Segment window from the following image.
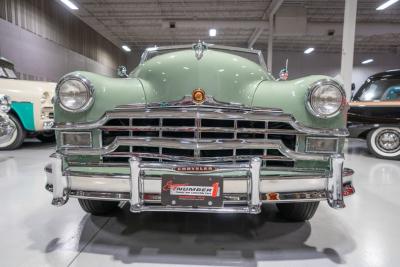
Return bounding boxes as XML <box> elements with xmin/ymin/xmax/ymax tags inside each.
<box><xmin>3</xmin><ymin>68</ymin><xmax>17</xmax><ymax>79</ymax></box>
<box><xmin>0</xmin><ymin>68</ymin><xmax>6</xmax><ymax>78</ymax></box>
<box><xmin>358</xmin><ymin>79</ymin><xmax>400</xmax><ymax>101</ymax></box>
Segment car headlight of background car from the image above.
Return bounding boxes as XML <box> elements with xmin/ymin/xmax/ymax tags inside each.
<box><xmin>0</xmin><ymin>94</ymin><xmax>11</xmax><ymax>113</ymax></box>
<box><xmin>306</xmin><ymin>79</ymin><xmax>346</xmax><ymax>118</ymax></box>
<box><xmin>56</xmin><ymin>74</ymin><xmax>94</xmax><ymax>112</ymax></box>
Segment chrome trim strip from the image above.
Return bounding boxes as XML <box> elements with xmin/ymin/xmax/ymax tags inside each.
<box><xmin>59</xmin><ymin>137</ymin><xmax>330</xmax><ymax>161</ymax></box>
<box><xmin>53</xmin><ymin>96</ymin><xmax>348</xmax><ymax>137</ymax></box>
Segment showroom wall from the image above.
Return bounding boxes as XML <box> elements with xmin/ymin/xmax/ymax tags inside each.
<box><xmin>0</xmin><ymin>0</ymin><xmax>126</xmax><ymax>81</ymax></box>
<box><xmin>272</xmin><ymin>51</ymin><xmax>400</xmax><ymax>91</ymax></box>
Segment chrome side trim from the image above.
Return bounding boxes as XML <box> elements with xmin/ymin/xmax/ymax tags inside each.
<box><xmin>58</xmin><ymin>137</ymin><xmax>330</xmax><ymax>162</ymax></box>
<box><xmin>53</xmin><ymin>96</ymin><xmax>348</xmax><ymax>137</ymax></box>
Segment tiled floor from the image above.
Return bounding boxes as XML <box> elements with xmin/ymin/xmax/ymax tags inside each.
<box><xmin>1</xmin><ymin>139</ymin><xmax>399</xmax><ymax>267</ymax></box>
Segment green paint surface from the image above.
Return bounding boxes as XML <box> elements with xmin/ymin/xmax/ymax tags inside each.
<box><xmin>11</xmin><ymin>102</ymin><xmax>35</xmax><ymax>131</ymax></box>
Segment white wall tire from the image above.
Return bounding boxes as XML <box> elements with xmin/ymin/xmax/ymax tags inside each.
<box><xmin>0</xmin><ymin>114</ymin><xmax>26</xmax><ymax>150</ymax></box>
<box><xmin>367</xmin><ymin>127</ymin><xmax>400</xmax><ymax>160</ymax></box>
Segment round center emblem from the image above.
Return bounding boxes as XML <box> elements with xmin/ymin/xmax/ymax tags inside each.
<box><xmin>192</xmin><ymin>88</ymin><xmax>205</xmax><ymax>104</ymax></box>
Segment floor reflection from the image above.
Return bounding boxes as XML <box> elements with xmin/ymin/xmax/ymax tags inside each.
<box><xmin>74</xmin><ymin>204</ymin><xmax>354</xmax><ymax>265</ymax></box>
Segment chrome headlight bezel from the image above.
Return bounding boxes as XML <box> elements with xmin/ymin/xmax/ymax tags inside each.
<box><xmin>0</xmin><ymin>94</ymin><xmax>11</xmax><ymax>113</ymax></box>
<box><xmin>56</xmin><ymin>74</ymin><xmax>95</xmax><ymax>113</ymax></box>
<box><xmin>305</xmin><ymin>79</ymin><xmax>346</xmax><ymax>119</ymax></box>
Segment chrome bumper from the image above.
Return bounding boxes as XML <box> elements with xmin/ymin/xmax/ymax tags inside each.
<box><xmin>45</xmin><ymin>153</ymin><xmax>354</xmax><ymax>214</ymax></box>
<box><xmin>0</xmin><ymin>113</ymin><xmax>15</xmax><ymax>145</ymax></box>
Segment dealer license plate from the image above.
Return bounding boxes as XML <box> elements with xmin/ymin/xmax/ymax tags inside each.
<box><xmin>161</xmin><ymin>175</ymin><xmax>223</xmax><ymax>207</ymax></box>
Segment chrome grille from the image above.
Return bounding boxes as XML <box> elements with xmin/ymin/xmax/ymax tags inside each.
<box><xmin>100</xmin><ymin>117</ymin><xmax>298</xmax><ymax>166</ymax></box>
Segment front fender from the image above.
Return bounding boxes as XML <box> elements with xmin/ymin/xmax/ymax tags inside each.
<box><xmin>55</xmin><ymin>71</ymin><xmax>146</xmax><ymax>123</ymax></box>
<box><xmin>252</xmin><ymin>75</ymin><xmax>347</xmax><ymax>129</ymax></box>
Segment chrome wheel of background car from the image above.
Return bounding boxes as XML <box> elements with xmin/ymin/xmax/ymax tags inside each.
<box><xmin>367</xmin><ymin>127</ymin><xmax>400</xmax><ymax>160</ymax></box>
<box><xmin>0</xmin><ymin>114</ymin><xmax>26</xmax><ymax>150</ymax></box>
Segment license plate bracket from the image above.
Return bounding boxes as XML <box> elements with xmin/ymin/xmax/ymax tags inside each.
<box><xmin>161</xmin><ymin>175</ymin><xmax>223</xmax><ymax>207</ymax></box>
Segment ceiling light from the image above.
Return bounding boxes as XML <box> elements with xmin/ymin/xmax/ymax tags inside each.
<box><xmin>209</xmin><ymin>29</ymin><xmax>217</xmax><ymax>37</ymax></box>
<box><xmin>304</xmin><ymin>47</ymin><xmax>315</xmax><ymax>54</ymax></box>
<box><xmin>59</xmin><ymin>0</ymin><xmax>78</xmax><ymax>10</ymax></box>
<box><xmin>376</xmin><ymin>0</ymin><xmax>399</xmax><ymax>10</ymax></box>
<box><xmin>362</xmin><ymin>59</ymin><xmax>374</xmax><ymax>64</ymax></box>
<box><xmin>122</xmin><ymin>45</ymin><xmax>131</xmax><ymax>52</ymax></box>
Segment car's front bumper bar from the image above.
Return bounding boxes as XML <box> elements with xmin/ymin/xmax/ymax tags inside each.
<box><xmin>45</xmin><ymin>153</ymin><xmax>354</xmax><ymax>214</ymax></box>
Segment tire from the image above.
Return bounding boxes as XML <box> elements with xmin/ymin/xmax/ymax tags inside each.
<box><xmin>36</xmin><ymin>131</ymin><xmax>55</xmax><ymax>143</ymax></box>
<box><xmin>277</xmin><ymin>202</ymin><xmax>319</xmax><ymax>221</ymax></box>
<box><xmin>367</xmin><ymin>127</ymin><xmax>400</xmax><ymax>160</ymax></box>
<box><xmin>0</xmin><ymin>113</ymin><xmax>26</xmax><ymax>150</ymax></box>
<box><xmin>78</xmin><ymin>199</ymin><xmax>119</xmax><ymax>215</ymax></box>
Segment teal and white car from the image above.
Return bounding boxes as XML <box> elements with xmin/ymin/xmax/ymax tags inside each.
<box><xmin>45</xmin><ymin>42</ymin><xmax>355</xmax><ymax>221</ymax></box>
<box><xmin>0</xmin><ymin>57</ymin><xmax>55</xmax><ymax>150</ymax></box>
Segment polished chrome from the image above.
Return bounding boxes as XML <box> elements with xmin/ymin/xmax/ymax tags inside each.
<box><xmin>328</xmin><ymin>154</ymin><xmax>345</xmax><ymax>208</ymax></box>
<box><xmin>376</xmin><ymin>129</ymin><xmax>400</xmax><ymax>152</ymax></box>
<box><xmin>0</xmin><ymin>112</ymin><xmax>16</xmax><ymax>145</ymax></box>
<box><xmin>59</xmin><ymin>136</ymin><xmax>330</xmax><ymax>162</ymax></box>
<box><xmin>0</xmin><ymin>94</ymin><xmax>11</xmax><ymax>113</ymax></box>
<box><xmin>129</xmin><ymin>157</ymin><xmax>141</xmax><ymax>211</ymax></box>
<box><xmin>50</xmin><ymin>154</ymin><xmax>69</xmax><ymax>206</ymax></box>
<box><xmin>55</xmin><ymin>73</ymin><xmax>95</xmax><ymax>113</ymax></box>
<box><xmin>305</xmin><ymin>79</ymin><xmax>347</xmax><ymax>119</ymax></box>
<box><xmin>193</xmin><ymin>41</ymin><xmax>207</xmax><ymax>60</ymax></box>
<box><xmin>46</xmin><ymin>152</ymin><xmax>352</xmax><ymax>212</ymax></box>
<box><xmin>250</xmin><ymin>157</ymin><xmax>261</xmax><ymax>213</ymax></box>
<box><xmin>54</xmin><ymin>96</ymin><xmax>348</xmax><ymax>136</ymax></box>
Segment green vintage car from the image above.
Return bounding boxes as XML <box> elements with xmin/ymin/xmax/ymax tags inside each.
<box><xmin>45</xmin><ymin>42</ymin><xmax>355</xmax><ymax>221</ymax></box>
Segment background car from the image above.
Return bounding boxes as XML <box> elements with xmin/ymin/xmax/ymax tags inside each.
<box><xmin>348</xmin><ymin>69</ymin><xmax>400</xmax><ymax>159</ymax></box>
<box><xmin>0</xmin><ymin>57</ymin><xmax>56</xmax><ymax>150</ymax></box>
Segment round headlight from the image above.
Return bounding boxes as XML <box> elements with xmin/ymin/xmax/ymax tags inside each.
<box><xmin>0</xmin><ymin>94</ymin><xmax>11</xmax><ymax>113</ymax></box>
<box><xmin>306</xmin><ymin>80</ymin><xmax>346</xmax><ymax>118</ymax></box>
<box><xmin>57</xmin><ymin>74</ymin><xmax>94</xmax><ymax>112</ymax></box>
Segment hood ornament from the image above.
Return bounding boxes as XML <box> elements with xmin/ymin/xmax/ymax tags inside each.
<box><xmin>192</xmin><ymin>88</ymin><xmax>206</xmax><ymax>104</ymax></box>
<box><xmin>193</xmin><ymin>40</ymin><xmax>207</xmax><ymax>60</ymax></box>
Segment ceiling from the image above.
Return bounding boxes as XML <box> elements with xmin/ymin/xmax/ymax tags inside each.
<box><xmin>74</xmin><ymin>0</ymin><xmax>400</xmax><ymax>54</ymax></box>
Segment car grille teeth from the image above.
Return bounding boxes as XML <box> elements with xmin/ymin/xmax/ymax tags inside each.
<box><xmin>100</xmin><ymin>117</ymin><xmax>298</xmax><ymax>167</ymax></box>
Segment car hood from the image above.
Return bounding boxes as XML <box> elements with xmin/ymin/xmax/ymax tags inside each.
<box><xmin>132</xmin><ymin>49</ymin><xmax>271</xmax><ymax>106</ymax></box>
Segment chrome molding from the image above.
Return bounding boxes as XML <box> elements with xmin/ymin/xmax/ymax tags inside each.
<box><xmin>46</xmin><ymin>153</ymin><xmax>353</xmax><ymax>213</ymax></box>
<box><xmin>54</xmin><ymin>96</ymin><xmax>348</xmax><ymax>137</ymax></box>
<box><xmin>59</xmin><ymin>136</ymin><xmax>331</xmax><ymax>162</ymax></box>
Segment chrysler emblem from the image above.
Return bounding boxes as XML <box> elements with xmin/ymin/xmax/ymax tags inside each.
<box><xmin>192</xmin><ymin>88</ymin><xmax>206</xmax><ymax>104</ymax></box>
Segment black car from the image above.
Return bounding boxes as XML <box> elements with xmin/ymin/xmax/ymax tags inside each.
<box><xmin>348</xmin><ymin>69</ymin><xmax>400</xmax><ymax>160</ymax></box>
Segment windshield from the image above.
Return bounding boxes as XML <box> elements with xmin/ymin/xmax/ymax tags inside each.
<box><xmin>3</xmin><ymin>68</ymin><xmax>17</xmax><ymax>79</ymax></box>
<box><xmin>355</xmin><ymin>78</ymin><xmax>400</xmax><ymax>101</ymax></box>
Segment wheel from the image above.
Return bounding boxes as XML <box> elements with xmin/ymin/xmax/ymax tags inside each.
<box><xmin>367</xmin><ymin>127</ymin><xmax>400</xmax><ymax>160</ymax></box>
<box><xmin>78</xmin><ymin>199</ymin><xmax>119</xmax><ymax>215</ymax></box>
<box><xmin>277</xmin><ymin>202</ymin><xmax>319</xmax><ymax>221</ymax></box>
<box><xmin>0</xmin><ymin>113</ymin><xmax>26</xmax><ymax>150</ymax></box>
<box><xmin>36</xmin><ymin>131</ymin><xmax>55</xmax><ymax>143</ymax></box>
